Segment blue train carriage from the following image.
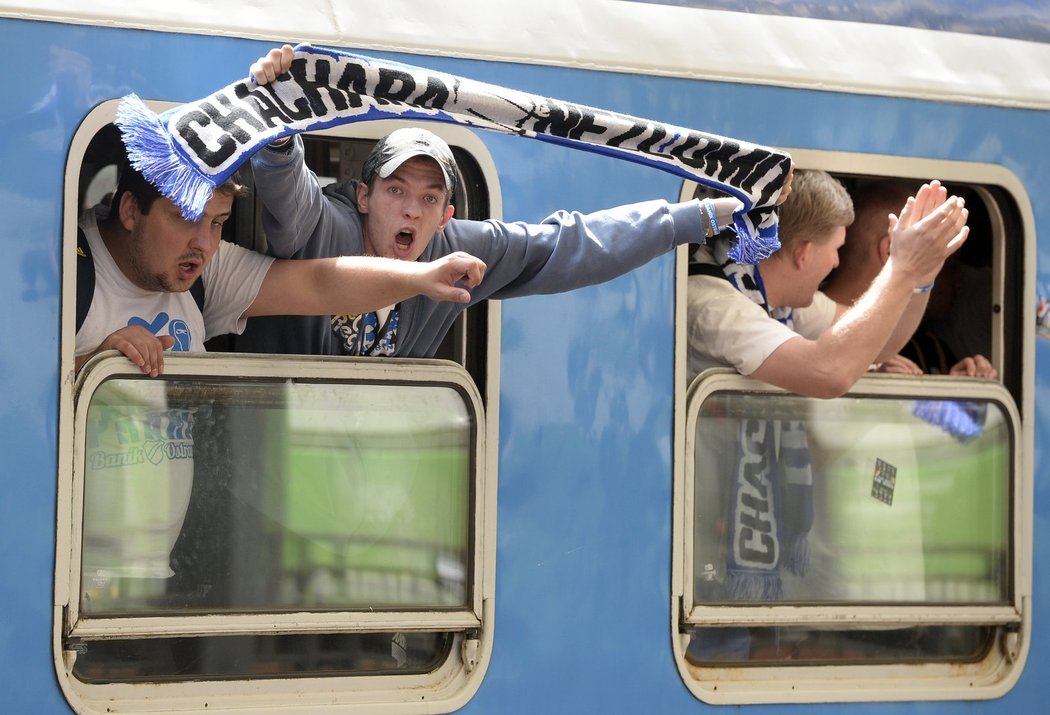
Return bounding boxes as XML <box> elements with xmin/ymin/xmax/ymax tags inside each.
<box><xmin>0</xmin><ymin>0</ymin><xmax>1047</xmax><ymax>712</ymax></box>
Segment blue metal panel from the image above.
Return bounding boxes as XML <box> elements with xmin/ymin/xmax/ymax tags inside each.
<box><xmin>1</xmin><ymin>19</ymin><xmax>79</xmax><ymax>714</ymax></box>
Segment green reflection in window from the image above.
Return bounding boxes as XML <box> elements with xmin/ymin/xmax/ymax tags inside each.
<box><xmin>81</xmin><ymin>378</ymin><xmax>473</xmax><ymax>615</ymax></box>
<box><xmin>693</xmin><ymin>394</ymin><xmax>1010</xmax><ymax>605</ymax></box>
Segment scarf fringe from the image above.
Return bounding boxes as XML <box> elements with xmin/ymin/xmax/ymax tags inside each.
<box><xmin>727</xmin><ymin>571</ymin><xmax>784</xmax><ymax>601</ymax></box>
<box><xmin>115</xmin><ymin>94</ymin><xmax>215</xmax><ymax>222</ymax></box>
<box><xmin>728</xmin><ymin>216</ymin><xmax>780</xmax><ymax>264</ymax></box>
<box><xmin>780</xmin><ymin>534</ymin><xmax>809</xmax><ymax>576</ymax></box>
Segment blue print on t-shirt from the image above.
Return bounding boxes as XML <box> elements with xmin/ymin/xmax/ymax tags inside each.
<box><xmin>169</xmin><ymin>320</ymin><xmax>191</xmax><ymax>351</ymax></box>
<box><xmin>128</xmin><ymin>312</ymin><xmax>169</xmax><ymax>335</ymax></box>
<box><xmin>126</xmin><ymin>312</ymin><xmax>193</xmax><ymax>352</ymax></box>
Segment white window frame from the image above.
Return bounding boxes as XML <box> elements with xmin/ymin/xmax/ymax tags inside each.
<box><xmin>59</xmin><ymin>354</ymin><xmax>495</xmax><ymax>713</ymax></box>
<box><xmin>671</xmin><ymin>151</ymin><xmax>1036</xmax><ymax>704</ymax></box>
<box><xmin>56</xmin><ymin>101</ymin><xmax>503</xmax><ymax>714</ymax></box>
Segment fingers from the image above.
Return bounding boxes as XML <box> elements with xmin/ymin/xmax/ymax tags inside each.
<box><xmin>250</xmin><ymin>44</ymin><xmax>294</xmax><ymax>85</ymax></box>
<box><xmin>945</xmin><ymin>224</ymin><xmax>970</xmax><ymax>254</ymax></box>
<box><xmin>909</xmin><ymin>181</ymin><xmax>947</xmax><ymax>225</ymax></box>
<box><xmin>445</xmin><ymin>252</ymin><xmax>487</xmax><ymax>288</ymax></box>
<box><xmin>876</xmin><ymin>354</ymin><xmax>922</xmax><ymax>375</ymax></box>
<box><xmin>974</xmin><ymin>354</ymin><xmax>998</xmax><ymax>378</ymax></box>
<box><xmin>950</xmin><ymin>354</ymin><xmax>997</xmax><ymax>378</ymax></box>
<box><xmin>116</xmin><ymin>339</ymin><xmax>163</xmax><ymax>377</ymax></box>
<box><xmin>418</xmin><ymin>253</ymin><xmax>487</xmax><ymax>303</ymax></box>
<box><xmin>443</xmin><ymin>287</ymin><xmax>473</xmax><ymax>304</ymax></box>
<box><xmin>893</xmin><ymin>192</ymin><xmax>968</xmax><ymax>287</ymax></box>
<box><xmin>949</xmin><ymin>357</ymin><xmax>976</xmax><ymax>377</ymax></box>
<box><xmin>916</xmin><ymin>198</ymin><xmax>969</xmax><ymax>259</ymax></box>
<box><xmin>104</xmin><ymin>328</ymin><xmax>173</xmax><ymax>377</ymax></box>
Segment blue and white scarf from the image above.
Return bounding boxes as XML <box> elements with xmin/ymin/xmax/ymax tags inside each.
<box><xmin>709</xmin><ymin>236</ymin><xmax>794</xmax><ymax>327</ymax></box>
<box><xmin>115</xmin><ymin>44</ymin><xmax>792</xmax><ymax>263</ymax></box>
<box><xmin>726</xmin><ymin>417</ymin><xmax>813</xmax><ymax>601</ymax></box>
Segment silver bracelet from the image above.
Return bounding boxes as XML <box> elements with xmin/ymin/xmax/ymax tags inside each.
<box><xmin>701</xmin><ymin>199</ymin><xmax>720</xmax><ymax>239</ymax></box>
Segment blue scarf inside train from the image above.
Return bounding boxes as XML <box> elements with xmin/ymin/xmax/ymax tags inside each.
<box><xmin>701</xmin><ymin>237</ymin><xmax>814</xmax><ymax>600</ymax></box>
<box><xmin>115</xmin><ymin>44</ymin><xmax>792</xmax><ymax>264</ymax></box>
<box><xmin>725</xmin><ymin>416</ymin><xmax>813</xmax><ymax>601</ymax></box>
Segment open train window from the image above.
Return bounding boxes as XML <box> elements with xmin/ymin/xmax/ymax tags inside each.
<box><xmin>671</xmin><ymin>154</ymin><xmax>1033</xmax><ymax>703</ymax></box>
<box><xmin>73</xmin><ymin>113</ymin><xmax>497</xmax><ymax>392</ymax></box>
<box><xmin>57</xmin><ymin>101</ymin><xmax>499</xmax><ymax>712</ymax></box>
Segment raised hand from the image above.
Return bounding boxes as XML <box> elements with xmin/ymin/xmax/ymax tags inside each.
<box><xmin>886</xmin><ymin>181</ymin><xmax>969</xmax><ymax>289</ymax></box>
<box><xmin>250</xmin><ymin>44</ymin><xmax>295</xmax><ymax>85</ymax></box>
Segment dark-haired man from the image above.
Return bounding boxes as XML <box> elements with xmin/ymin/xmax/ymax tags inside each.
<box><xmin>75</xmin><ymin>158</ymin><xmax>487</xmax><ymax>376</ymax></box>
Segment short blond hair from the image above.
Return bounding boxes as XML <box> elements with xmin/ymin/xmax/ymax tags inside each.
<box><xmin>778</xmin><ymin>170</ymin><xmax>854</xmax><ymax>251</ymax></box>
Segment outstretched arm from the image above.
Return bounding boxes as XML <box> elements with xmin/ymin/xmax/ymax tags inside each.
<box><xmin>244</xmin><ymin>251</ymin><xmax>486</xmax><ymax>318</ymax></box>
<box><xmin>751</xmin><ymin>182</ymin><xmax>969</xmax><ymax>398</ymax></box>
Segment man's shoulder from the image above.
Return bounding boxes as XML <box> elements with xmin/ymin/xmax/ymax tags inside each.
<box><xmin>321</xmin><ymin>179</ymin><xmax>362</xmax><ymax>209</ymax></box>
<box><xmin>206</xmin><ymin>240</ymin><xmax>276</xmax><ymax>280</ymax></box>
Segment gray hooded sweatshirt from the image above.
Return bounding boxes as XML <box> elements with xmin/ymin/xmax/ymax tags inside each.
<box><xmin>236</xmin><ymin>135</ymin><xmax>705</xmax><ymax>358</ymax></box>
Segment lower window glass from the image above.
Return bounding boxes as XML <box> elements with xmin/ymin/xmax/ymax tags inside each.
<box><xmin>692</xmin><ymin>392</ymin><xmax>1011</xmax><ymax>613</ymax></box>
<box><xmin>80</xmin><ymin>377</ymin><xmax>472</xmax><ymax>617</ymax></box>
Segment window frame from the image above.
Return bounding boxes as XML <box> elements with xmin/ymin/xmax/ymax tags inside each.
<box><xmin>68</xmin><ymin>354</ymin><xmax>486</xmax><ymax>639</ymax></box>
<box><xmin>59</xmin><ymin>353</ymin><xmax>495</xmax><ymax>711</ymax></box>
<box><xmin>675</xmin><ymin>370</ymin><xmax>1030</xmax><ymax>703</ymax></box>
<box><xmin>671</xmin><ymin>150</ymin><xmax>1035</xmax><ymax>704</ymax></box>
<box><xmin>56</xmin><ymin>101</ymin><xmax>502</xmax><ymax>713</ymax></box>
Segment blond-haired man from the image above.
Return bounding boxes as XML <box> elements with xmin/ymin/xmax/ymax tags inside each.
<box><xmin>687</xmin><ymin>170</ymin><xmax>969</xmax><ymax>398</ymax></box>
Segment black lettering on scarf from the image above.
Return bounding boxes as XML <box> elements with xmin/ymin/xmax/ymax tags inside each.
<box><xmin>734</xmin><ymin>419</ymin><xmax>778</xmax><ymax>567</ymax></box>
<box><xmin>529</xmin><ymin>101</ymin><xmax>609</xmax><ymax>141</ymax></box>
<box><xmin>741</xmin><ymin>153</ymin><xmax>789</xmax><ymax>208</ymax></box>
<box><xmin>606</xmin><ymin>122</ymin><xmax>647</xmax><ymax>148</ymax></box>
<box><xmin>233</xmin><ymin>83</ymin><xmax>294</xmax><ymax>127</ymax></box>
<box><xmin>375</xmin><ymin>67</ymin><xmax>418</xmax><ymax>104</ymax></box>
<box><xmin>290</xmin><ymin>57</ymin><xmax>352</xmax><ymax>114</ymax></box>
<box><xmin>174</xmin><ymin>96</ymin><xmax>264</xmax><ymax>169</ymax></box>
<box><xmin>610</xmin><ymin>121</ymin><xmax>670</xmax><ymax>155</ymax></box>
<box><xmin>335</xmin><ymin>61</ymin><xmax>368</xmax><ymax>95</ymax></box>
<box><xmin>416</xmin><ymin>76</ymin><xmax>453</xmax><ymax>110</ymax></box>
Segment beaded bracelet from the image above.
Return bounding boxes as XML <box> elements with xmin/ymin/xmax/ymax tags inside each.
<box><xmin>913</xmin><ymin>281</ymin><xmax>936</xmax><ymax>294</ymax></box>
<box><xmin>701</xmin><ymin>199</ymin><xmax>720</xmax><ymax>239</ymax></box>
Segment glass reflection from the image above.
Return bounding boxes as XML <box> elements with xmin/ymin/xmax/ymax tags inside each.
<box><xmin>81</xmin><ymin>377</ymin><xmax>473</xmax><ymax>615</ymax></box>
<box><xmin>693</xmin><ymin>393</ymin><xmax>1010</xmax><ymax>606</ymax></box>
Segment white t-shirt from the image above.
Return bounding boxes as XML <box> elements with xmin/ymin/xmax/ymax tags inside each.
<box><xmin>686</xmin><ymin>253</ymin><xmax>837</xmax><ymax>381</ymax></box>
<box><xmin>76</xmin><ymin>208</ymin><xmax>274</xmax><ymax>357</ymax></box>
